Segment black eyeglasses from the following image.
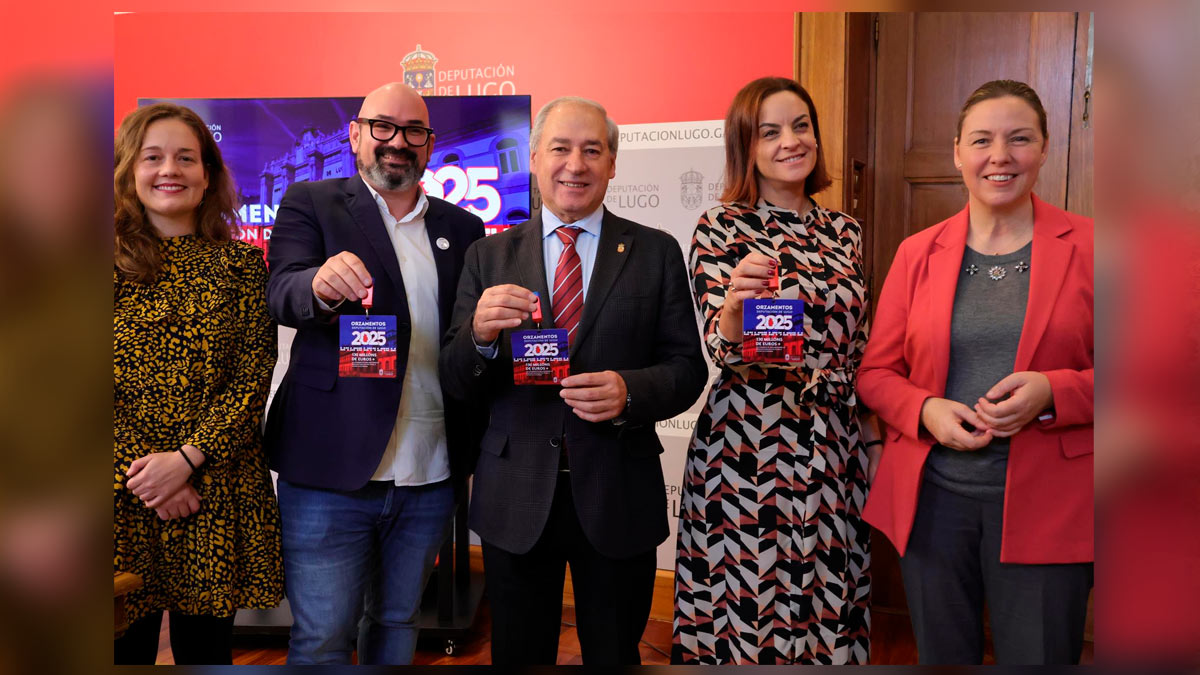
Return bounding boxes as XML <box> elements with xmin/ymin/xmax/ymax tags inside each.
<box><xmin>353</xmin><ymin>117</ymin><xmax>434</xmax><ymax>146</ymax></box>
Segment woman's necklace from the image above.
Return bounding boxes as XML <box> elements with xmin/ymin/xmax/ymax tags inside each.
<box><xmin>964</xmin><ymin>237</ymin><xmax>1032</xmax><ymax>282</ymax></box>
<box><xmin>965</xmin><ymin>222</ymin><xmax>1032</xmax><ymax>282</ymax></box>
<box><xmin>965</xmin><ymin>259</ymin><xmax>1029</xmax><ymax>281</ymax></box>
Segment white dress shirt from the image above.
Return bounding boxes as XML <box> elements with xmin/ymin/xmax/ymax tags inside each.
<box><xmin>360</xmin><ymin>177</ymin><xmax>449</xmax><ymax>486</ymax></box>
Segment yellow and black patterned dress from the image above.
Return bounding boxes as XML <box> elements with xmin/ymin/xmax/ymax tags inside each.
<box><xmin>114</xmin><ymin>236</ymin><xmax>283</xmax><ymax>624</ymax></box>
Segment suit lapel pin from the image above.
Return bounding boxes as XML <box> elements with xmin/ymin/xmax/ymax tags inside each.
<box><xmin>617</xmin><ymin>242</ymin><xmax>626</xmax><ymax>253</ymax></box>
<box><xmin>436</xmin><ymin>237</ymin><xmax>450</xmax><ymax>250</ymax></box>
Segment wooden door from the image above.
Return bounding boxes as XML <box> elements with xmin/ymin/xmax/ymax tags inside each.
<box><xmin>865</xmin><ymin>11</ymin><xmax>1082</xmax><ymax>620</ymax></box>
<box><xmin>870</xmin><ymin>12</ymin><xmax>1079</xmax><ymax>304</ymax></box>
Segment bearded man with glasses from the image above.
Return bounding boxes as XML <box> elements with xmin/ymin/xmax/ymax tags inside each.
<box><xmin>264</xmin><ymin>82</ymin><xmax>485</xmax><ymax>664</ymax></box>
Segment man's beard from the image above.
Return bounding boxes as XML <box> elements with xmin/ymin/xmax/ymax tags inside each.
<box><xmin>358</xmin><ymin>146</ymin><xmax>424</xmax><ymax>191</ymax></box>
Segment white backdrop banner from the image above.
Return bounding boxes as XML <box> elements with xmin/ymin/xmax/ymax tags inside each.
<box><xmin>608</xmin><ymin>120</ymin><xmax>725</xmax><ymax>570</ymax></box>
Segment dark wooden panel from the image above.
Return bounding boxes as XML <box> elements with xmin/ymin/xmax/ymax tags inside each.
<box><xmin>869</xmin><ymin>12</ymin><xmax>913</xmax><ymax>304</ymax></box>
<box><xmin>910</xmin><ymin>182</ymin><xmax>969</xmax><ymax>237</ymax></box>
<box><xmin>1027</xmin><ymin>12</ymin><xmax>1078</xmax><ymax>208</ymax></box>
<box><xmin>846</xmin><ymin>12</ymin><xmax>877</xmax><ymax>295</ymax></box>
<box><xmin>1066</xmin><ymin>13</ymin><xmax>1093</xmax><ymax>217</ymax></box>
<box><xmin>910</xmin><ymin>13</ymin><xmax>1034</xmax><ymax>156</ymax></box>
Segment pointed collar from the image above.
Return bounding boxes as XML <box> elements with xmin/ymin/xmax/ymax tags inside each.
<box><xmin>541</xmin><ymin>205</ymin><xmax>604</xmax><ymax>240</ymax></box>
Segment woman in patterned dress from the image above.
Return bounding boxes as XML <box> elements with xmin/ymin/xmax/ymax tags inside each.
<box><xmin>113</xmin><ymin>103</ymin><xmax>283</xmax><ymax>664</ymax></box>
<box><xmin>672</xmin><ymin>77</ymin><xmax>879</xmax><ymax>664</ymax></box>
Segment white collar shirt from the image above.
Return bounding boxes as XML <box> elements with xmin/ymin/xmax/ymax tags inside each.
<box><xmin>362</xmin><ymin>177</ymin><xmax>449</xmax><ymax>486</ymax></box>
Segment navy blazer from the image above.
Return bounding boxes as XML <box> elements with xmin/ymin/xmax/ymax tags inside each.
<box><xmin>439</xmin><ymin>208</ymin><xmax>708</xmax><ymax>559</ymax></box>
<box><xmin>265</xmin><ymin>175</ymin><xmax>485</xmax><ymax>491</ymax></box>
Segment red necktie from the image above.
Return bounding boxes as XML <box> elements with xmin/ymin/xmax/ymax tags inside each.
<box><xmin>552</xmin><ymin>226</ymin><xmax>584</xmax><ymax>345</ymax></box>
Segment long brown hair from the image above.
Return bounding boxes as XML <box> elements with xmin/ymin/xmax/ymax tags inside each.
<box><xmin>720</xmin><ymin>77</ymin><xmax>831</xmax><ymax>206</ymax></box>
<box><xmin>114</xmin><ymin>103</ymin><xmax>237</xmax><ymax>283</ymax></box>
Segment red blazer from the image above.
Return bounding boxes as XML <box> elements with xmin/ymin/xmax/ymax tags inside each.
<box><xmin>858</xmin><ymin>194</ymin><xmax>1093</xmax><ymax>564</ymax></box>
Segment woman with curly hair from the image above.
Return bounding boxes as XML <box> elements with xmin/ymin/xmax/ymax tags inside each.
<box><xmin>113</xmin><ymin>102</ymin><xmax>283</xmax><ymax>664</ymax></box>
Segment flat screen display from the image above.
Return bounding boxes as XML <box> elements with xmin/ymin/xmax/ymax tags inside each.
<box><xmin>139</xmin><ymin>95</ymin><xmax>532</xmax><ymax>253</ymax></box>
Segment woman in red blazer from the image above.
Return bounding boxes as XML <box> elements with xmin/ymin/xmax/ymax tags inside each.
<box><xmin>858</xmin><ymin>80</ymin><xmax>1093</xmax><ymax>665</ymax></box>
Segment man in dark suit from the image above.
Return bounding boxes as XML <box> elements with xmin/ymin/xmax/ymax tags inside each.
<box><xmin>265</xmin><ymin>82</ymin><xmax>484</xmax><ymax>665</ymax></box>
<box><xmin>440</xmin><ymin>96</ymin><xmax>707</xmax><ymax>665</ymax></box>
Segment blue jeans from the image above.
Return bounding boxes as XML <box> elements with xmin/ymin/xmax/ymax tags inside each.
<box><xmin>277</xmin><ymin>478</ymin><xmax>455</xmax><ymax>665</ymax></box>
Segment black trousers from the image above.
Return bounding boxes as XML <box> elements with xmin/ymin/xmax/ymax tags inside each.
<box><xmin>114</xmin><ymin>610</ymin><xmax>236</xmax><ymax>665</ymax></box>
<box><xmin>481</xmin><ymin>473</ymin><xmax>657</xmax><ymax>666</ymax></box>
<box><xmin>900</xmin><ymin>480</ymin><xmax>1093</xmax><ymax>665</ymax></box>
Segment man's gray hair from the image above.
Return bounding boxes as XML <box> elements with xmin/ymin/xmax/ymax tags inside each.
<box><xmin>530</xmin><ymin>96</ymin><xmax>619</xmax><ymax>155</ymax></box>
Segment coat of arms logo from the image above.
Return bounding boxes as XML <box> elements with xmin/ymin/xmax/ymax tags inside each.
<box><xmin>401</xmin><ymin>44</ymin><xmax>438</xmax><ymax>95</ymax></box>
<box><xmin>680</xmin><ymin>168</ymin><xmax>704</xmax><ymax>210</ymax></box>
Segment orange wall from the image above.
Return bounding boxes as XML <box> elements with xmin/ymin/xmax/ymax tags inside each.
<box><xmin>115</xmin><ymin>12</ymin><xmax>793</xmax><ymax>128</ymax></box>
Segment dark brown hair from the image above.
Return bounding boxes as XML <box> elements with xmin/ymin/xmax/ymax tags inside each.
<box><xmin>720</xmin><ymin>77</ymin><xmax>831</xmax><ymax>206</ymax></box>
<box><xmin>956</xmin><ymin>79</ymin><xmax>1049</xmax><ymax>143</ymax></box>
<box><xmin>114</xmin><ymin>103</ymin><xmax>236</xmax><ymax>283</ymax></box>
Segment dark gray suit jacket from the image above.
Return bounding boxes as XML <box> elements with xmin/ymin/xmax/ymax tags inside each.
<box><xmin>439</xmin><ymin>207</ymin><xmax>706</xmax><ymax>559</ymax></box>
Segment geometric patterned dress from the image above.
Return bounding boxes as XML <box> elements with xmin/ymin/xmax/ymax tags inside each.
<box><xmin>672</xmin><ymin>201</ymin><xmax>872</xmax><ymax>664</ymax></box>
